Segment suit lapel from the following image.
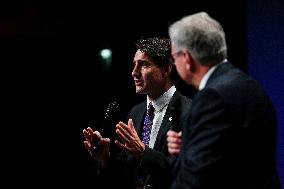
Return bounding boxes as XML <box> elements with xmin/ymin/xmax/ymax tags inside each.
<box><xmin>133</xmin><ymin>102</ymin><xmax>147</xmax><ymax>136</ymax></box>
<box><xmin>153</xmin><ymin>109</ymin><xmax>172</xmax><ymax>150</ymax></box>
<box><xmin>153</xmin><ymin>92</ymin><xmax>179</xmax><ymax>150</ymax></box>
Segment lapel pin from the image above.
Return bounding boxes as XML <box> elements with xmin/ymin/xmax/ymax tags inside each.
<box><xmin>169</xmin><ymin>117</ymin><xmax>172</xmax><ymax>121</ymax></box>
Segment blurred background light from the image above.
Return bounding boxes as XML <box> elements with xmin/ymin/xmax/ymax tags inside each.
<box><xmin>99</xmin><ymin>48</ymin><xmax>112</xmax><ymax>71</ymax></box>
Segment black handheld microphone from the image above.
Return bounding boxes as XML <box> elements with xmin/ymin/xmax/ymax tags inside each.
<box><xmin>92</xmin><ymin>101</ymin><xmax>120</xmax><ymax>155</ymax></box>
<box><xmin>169</xmin><ymin>98</ymin><xmax>181</xmax><ymax>132</ymax></box>
<box><xmin>101</xmin><ymin>101</ymin><xmax>120</xmax><ymax>138</ymax></box>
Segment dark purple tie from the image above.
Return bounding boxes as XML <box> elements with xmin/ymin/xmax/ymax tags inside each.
<box><xmin>137</xmin><ymin>102</ymin><xmax>155</xmax><ymax>187</ymax></box>
<box><xmin>141</xmin><ymin>102</ymin><xmax>155</xmax><ymax>146</ymax></box>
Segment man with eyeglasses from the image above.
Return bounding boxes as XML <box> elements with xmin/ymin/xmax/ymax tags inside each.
<box><xmin>167</xmin><ymin>12</ymin><xmax>280</xmax><ymax>189</ymax></box>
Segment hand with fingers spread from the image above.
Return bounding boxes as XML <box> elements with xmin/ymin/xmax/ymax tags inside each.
<box><xmin>167</xmin><ymin>130</ymin><xmax>182</xmax><ymax>156</ymax></box>
<box><xmin>115</xmin><ymin>119</ymin><xmax>145</xmax><ymax>159</ymax></box>
<box><xmin>83</xmin><ymin>127</ymin><xmax>110</xmax><ymax>166</ymax></box>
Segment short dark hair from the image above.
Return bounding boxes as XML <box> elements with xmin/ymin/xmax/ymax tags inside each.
<box><xmin>135</xmin><ymin>37</ymin><xmax>171</xmax><ymax>67</ymax></box>
<box><xmin>135</xmin><ymin>37</ymin><xmax>178</xmax><ymax>84</ymax></box>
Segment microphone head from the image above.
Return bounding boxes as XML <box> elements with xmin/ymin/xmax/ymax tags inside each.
<box><xmin>104</xmin><ymin>101</ymin><xmax>120</xmax><ymax>120</ymax></box>
<box><xmin>102</xmin><ymin>101</ymin><xmax>120</xmax><ymax>138</ymax></box>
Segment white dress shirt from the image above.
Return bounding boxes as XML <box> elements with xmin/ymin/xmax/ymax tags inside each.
<box><xmin>146</xmin><ymin>85</ymin><xmax>176</xmax><ymax>148</ymax></box>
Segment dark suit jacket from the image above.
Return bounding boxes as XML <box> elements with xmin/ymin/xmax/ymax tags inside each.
<box><xmin>101</xmin><ymin>90</ymin><xmax>191</xmax><ymax>189</ymax></box>
<box><xmin>170</xmin><ymin>62</ymin><xmax>281</xmax><ymax>189</ymax></box>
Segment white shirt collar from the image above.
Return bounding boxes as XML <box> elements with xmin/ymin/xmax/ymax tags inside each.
<box><xmin>199</xmin><ymin>59</ymin><xmax>227</xmax><ymax>90</ymax></box>
<box><xmin>147</xmin><ymin>85</ymin><xmax>176</xmax><ymax>112</ymax></box>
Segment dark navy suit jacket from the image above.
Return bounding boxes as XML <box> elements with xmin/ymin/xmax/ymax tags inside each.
<box><xmin>170</xmin><ymin>62</ymin><xmax>280</xmax><ymax>189</ymax></box>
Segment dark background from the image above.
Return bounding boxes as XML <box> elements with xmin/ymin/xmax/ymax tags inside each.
<box><xmin>247</xmin><ymin>0</ymin><xmax>284</xmax><ymax>189</ymax></box>
<box><xmin>1</xmin><ymin>0</ymin><xmax>282</xmax><ymax>188</ymax></box>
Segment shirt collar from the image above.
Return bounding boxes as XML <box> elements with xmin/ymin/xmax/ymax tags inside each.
<box><xmin>147</xmin><ymin>85</ymin><xmax>176</xmax><ymax>112</ymax></box>
<box><xmin>199</xmin><ymin>59</ymin><xmax>227</xmax><ymax>90</ymax></box>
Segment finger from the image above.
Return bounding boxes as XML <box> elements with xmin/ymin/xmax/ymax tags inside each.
<box><xmin>83</xmin><ymin>129</ymin><xmax>89</xmax><ymax>139</ymax></box>
<box><xmin>84</xmin><ymin>130</ymin><xmax>94</xmax><ymax>144</ymax></box>
<box><xmin>126</xmin><ymin>119</ymin><xmax>139</xmax><ymax>139</ymax></box>
<box><xmin>167</xmin><ymin>142</ymin><xmax>181</xmax><ymax>149</ymax></box>
<box><xmin>83</xmin><ymin>127</ymin><xmax>93</xmax><ymax>141</ymax></box>
<box><xmin>116</xmin><ymin>127</ymin><xmax>130</xmax><ymax>144</ymax></box>
<box><xmin>84</xmin><ymin>141</ymin><xmax>92</xmax><ymax>151</ymax></box>
<box><xmin>128</xmin><ymin>119</ymin><xmax>134</xmax><ymax>131</ymax></box>
<box><xmin>167</xmin><ymin>130</ymin><xmax>179</xmax><ymax>137</ymax></box>
<box><xmin>86</xmin><ymin>127</ymin><xmax>94</xmax><ymax>133</ymax></box>
<box><xmin>93</xmin><ymin>131</ymin><xmax>102</xmax><ymax>140</ymax></box>
<box><xmin>128</xmin><ymin>119</ymin><xmax>137</xmax><ymax>135</ymax></box>
<box><xmin>116</xmin><ymin>124</ymin><xmax>132</xmax><ymax>141</ymax></box>
<box><xmin>118</xmin><ymin>121</ymin><xmax>133</xmax><ymax>134</ymax></box>
<box><xmin>86</xmin><ymin>127</ymin><xmax>95</xmax><ymax>137</ymax></box>
<box><xmin>115</xmin><ymin>125</ymin><xmax>128</xmax><ymax>143</ymax></box>
<box><xmin>115</xmin><ymin>140</ymin><xmax>126</xmax><ymax>150</ymax></box>
<box><xmin>115</xmin><ymin>140</ymin><xmax>132</xmax><ymax>153</ymax></box>
<box><xmin>83</xmin><ymin>128</ymin><xmax>91</xmax><ymax>138</ymax></box>
<box><xmin>168</xmin><ymin>141</ymin><xmax>180</xmax><ymax>151</ymax></box>
<box><xmin>86</xmin><ymin>127</ymin><xmax>96</xmax><ymax>142</ymax></box>
<box><xmin>168</xmin><ymin>148</ymin><xmax>180</xmax><ymax>155</ymax></box>
<box><xmin>167</xmin><ymin>137</ymin><xmax>182</xmax><ymax>144</ymax></box>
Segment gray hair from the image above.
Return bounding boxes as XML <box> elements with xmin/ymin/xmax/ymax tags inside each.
<box><xmin>169</xmin><ymin>12</ymin><xmax>227</xmax><ymax>65</ymax></box>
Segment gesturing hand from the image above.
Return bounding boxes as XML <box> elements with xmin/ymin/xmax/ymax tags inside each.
<box><xmin>115</xmin><ymin>119</ymin><xmax>145</xmax><ymax>159</ymax></box>
<box><xmin>83</xmin><ymin>127</ymin><xmax>110</xmax><ymax>166</ymax></box>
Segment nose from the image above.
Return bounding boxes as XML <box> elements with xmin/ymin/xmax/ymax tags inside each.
<box><xmin>132</xmin><ymin>64</ymin><xmax>140</xmax><ymax>78</ymax></box>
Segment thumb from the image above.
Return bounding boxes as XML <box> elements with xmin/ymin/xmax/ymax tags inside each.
<box><xmin>128</xmin><ymin>119</ymin><xmax>135</xmax><ymax>132</ymax></box>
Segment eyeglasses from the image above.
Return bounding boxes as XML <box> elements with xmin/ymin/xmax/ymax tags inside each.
<box><xmin>170</xmin><ymin>51</ymin><xmax>183</xmax><ymax>63</ymax></box>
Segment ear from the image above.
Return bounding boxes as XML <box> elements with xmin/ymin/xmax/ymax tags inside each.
<box><xmin>184</xmin><ymin>51</ymin><xmax>195</xmax><ymax>72</ymax></box>
<box><xmin>163</xmin><ymin>63</ymin><xmax>172</xmax><ymax>77</ymax></box>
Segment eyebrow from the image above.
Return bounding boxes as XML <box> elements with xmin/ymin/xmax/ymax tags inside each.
<box><xmin>133</xmin><ymin>60</ymin><xmax>150</xmax><ymax>64</ymax></box>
